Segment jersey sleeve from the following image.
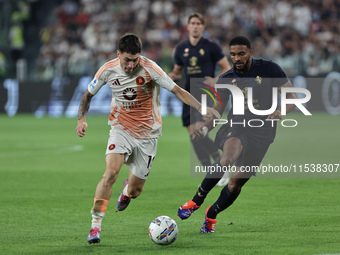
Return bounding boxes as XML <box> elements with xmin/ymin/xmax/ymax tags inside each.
<box><xmin>210</xmin><ymin>41</ymin><xmax>225</xmax><ymax>63</ymax></box>
<box><xmin>87</xmin><ymin>68</ymin><xmax>108</xmax><ymax>95</ymax></box>
<box><xmin>269</xmin><ymin>61</ymin><xmax>289</xmax><ymax>88</ymax></box>
<box><xmin>157</xmin><ymin>72</ymin><xmax>177</xmax><ymax>91</ymax></box>
<box><xmin>146</xmin><ymin>60</ymin><xmax>176</xmax><ymax>91</ymax></box>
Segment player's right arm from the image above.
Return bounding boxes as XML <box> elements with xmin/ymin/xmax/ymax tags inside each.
<box><xmin>168</xmin><ymin>64</ymin><xmax>183</xmax><ymax>81</ymax></box>
<box><xmin>76</xmin><ymin>90</ymin><xmax>94</xmax><ymax>137</ymax></box>
<box><xmin>75</xmin><ymin>62</ymin><xmax>110</xmax><ymax>137</ymax></box>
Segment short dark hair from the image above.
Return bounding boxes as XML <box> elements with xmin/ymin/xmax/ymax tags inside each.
<box><xmin>188</xmin><ymin>12</ymin><xmax>205</xmax><ymax>25</ymax></box>
<box><xmin>229</xmin><ymin>36</ymin><xmax>251</xmax><ymax>49</ymax></box>
<box><xmin>118</xmin><ymin>33</ymin><xmax>142</xmax><ymax>54</ymax></box>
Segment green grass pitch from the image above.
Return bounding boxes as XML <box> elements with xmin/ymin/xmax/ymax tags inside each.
<box><xmin>0</xmin><ymin>112</ymin><xmax>339</xmax><ymax>255</ymax></box>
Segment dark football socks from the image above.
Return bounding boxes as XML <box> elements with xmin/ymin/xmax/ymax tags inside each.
<box><xmin>192</xmin><ymin>159</ymin><xmax>225</xmax><ymax>206</ymax></box>
<box><xmin>207</xmin><ymin>185</ymin><xmax>240</xmax><ymax>219</ymax></box>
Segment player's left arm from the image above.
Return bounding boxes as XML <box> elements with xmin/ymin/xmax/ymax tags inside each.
<box><xmin>267</xmin><ymin>81</ymin><xmax>298</xmax><ymax>120</ymax></box>
<box><xmin>171</xmin><ymin>85</ymin><xmax>221</xmax><ymax>120</ymax></box>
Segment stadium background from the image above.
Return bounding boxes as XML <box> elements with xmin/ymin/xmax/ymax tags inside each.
<box><xmin>0</xmin><ymin>0</ymin><xmax>340</xmax><ymax>116</ymax></box>
<box><xmin>1</xmin><ymin>1</ymin><xmax>339</xmax><ymax>254</ymax></box>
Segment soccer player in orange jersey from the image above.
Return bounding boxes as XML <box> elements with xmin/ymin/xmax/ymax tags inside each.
<box><xmin>75</xmin><ymin>33</ymin><xmax>220</xmax><ymax>244</ymax></box>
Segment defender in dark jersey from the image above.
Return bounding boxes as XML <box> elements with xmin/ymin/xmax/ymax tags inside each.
<box><xmin>177</xmin><ymin>36</ymin><xmax>299</xmax><ymax>233</ymax></box>
<box><xmin>169</xmin><ymin>13</ymin><xmax>231</xmax><ymax>169</ymax></box>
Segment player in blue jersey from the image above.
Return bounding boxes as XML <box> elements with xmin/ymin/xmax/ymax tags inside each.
<box><xmin>169</xmin><ymin>13</ymin><xmax>231</xmax><ymax>179</ymax></box>
<box><xmin>177</xmin><ymin>36</ymin><xmax>299</xmax><ymax>233</ymax></box>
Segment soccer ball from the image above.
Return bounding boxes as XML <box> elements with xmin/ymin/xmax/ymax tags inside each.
<box><xmin>148</xmin><ymin>216</ymin><xmax>178</xmax><ymax>245</ymax></box>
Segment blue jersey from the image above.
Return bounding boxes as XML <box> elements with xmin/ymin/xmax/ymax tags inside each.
<box><xmin>217</xmin><ymin>58</ymin><xmax>289</xmax><ymax>143</ymax></box>
<box><xmin>174</xmin><ymin>37</ymin><xmax>225</xmax><ymax>93</ymax></box>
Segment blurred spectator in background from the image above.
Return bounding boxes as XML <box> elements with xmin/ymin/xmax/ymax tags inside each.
<box><xmin>0</xmin><ymin>49</ymin><xmax>6</xmax><ymax>77</ymax></box>
<box><xmin>4</xmin><ymin>0</ymin><xmax>340</xmax><ymax>80</ymax></box>
<box><xmin>9</xmin><ymin>19</ymin><xmax>25</xmax><ymax>75</ymax></box>
<box><xmin>7</xmin><ymin>0</ymin><xmax>32</xmax><ymax>77</ymax></box>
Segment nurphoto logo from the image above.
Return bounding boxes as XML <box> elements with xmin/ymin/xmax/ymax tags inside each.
<box><xmin>200</xmin><ymin>83</ymin><xmax>312</xmax><ymax>128</ymax></box>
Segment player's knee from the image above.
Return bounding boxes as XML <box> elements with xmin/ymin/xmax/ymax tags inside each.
<box><xmin>227</xmin><ymin>180</ymin><xmax>242</xmax><ymax>194</ymax></box>
<box><xmin>128</xmin><ymin>186</ymin><xmax>143</xmax><ymax>198</ymax></box>
<box><xmin>102</xmin><ymin>168</ymin><xmax>119</xmax><ymax>185</ymax></box>
<box><xmin>219</xmin><ymin>156</ymin><xmax>234</xmax><ymax>168</ymax></box>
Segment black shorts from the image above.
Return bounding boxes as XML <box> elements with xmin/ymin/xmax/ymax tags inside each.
<box><xmin>181</xmin><ymin>103</ymin><xmax>204</xmax><ymax>127</ymax></box>
<box><xmin>215</xmin><ymin>125</ymin><xmax>271</xmax><ymax>175</ymax></box>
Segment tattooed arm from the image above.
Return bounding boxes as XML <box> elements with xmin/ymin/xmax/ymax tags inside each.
<box><xmin>75</xmin><ymin>91</ymin><xmax>94</xmax><ymax>137</ymax></box>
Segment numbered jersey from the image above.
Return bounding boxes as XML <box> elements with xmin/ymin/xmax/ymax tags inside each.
<box><xmin>88</xmin><ymin>56</ymin><xmax>176</xmax><ymax>139</ymax></box>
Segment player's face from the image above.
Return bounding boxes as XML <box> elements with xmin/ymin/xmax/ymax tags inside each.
<box><xmin>187</xmin><ymin>17</ymin><xmax>204</xmax><ymax>38</ymax></box>
<box><xmin>229</xmin><ymin>45</ymin><xmax>253</xmax><ymax>73</ymax></box>
<box><xmin>117</xmin><ymin>51</ymin><xmax>140</xmax><ymax>74</ymax></box>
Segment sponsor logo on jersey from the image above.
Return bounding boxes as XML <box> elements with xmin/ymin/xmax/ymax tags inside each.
<box><xmin>255</xmin><ymin>76</ymin><xmax>262</xmax><ymax>85</ymax></box>
<box><xmin>122</xmin><ymin>101</ymin><xmax>142</xmax><ymax>109</ymax></box>
<box><xmin>108</xmin><ymin>144</ymin><xmax>115</xmax><ymax>150</ymax></box>
<box><xmin>136</xmin><ymin>76</ymin><xmax>145</xmax><ymax>86</ymax></box>
<box><xmin>112</xmin><ymin>79</ymin><xmax>121</xmax><ymax>86</ymax></box>
<box><xmin>184</xmin><ymin>48</ymin><xmax>189</xmax><ymax>57</ymax></box>
<box><xmin>189</xmin><ymin>56</ymin><xmax>198</xmax><ymax>66</ymax></box>
<box><xmin>199</xmin><ymin>48</ymin><xmax>205</xmax><ymax>56</ymax></box>
<box><xmin>123</xmin><ymin>88</ymin><xmax>137</xmax><ymax>100</ymax></box>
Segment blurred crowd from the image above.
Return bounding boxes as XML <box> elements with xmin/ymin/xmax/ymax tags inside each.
<box><xmin>1</xmin><ymin>0</ymin><xmax>34</xmax><ymax>77</ymax></box>
<box><xmin>15</xmin><ymin>0</ymin><xmax>340</xmax><ymax>79</ymax></box>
